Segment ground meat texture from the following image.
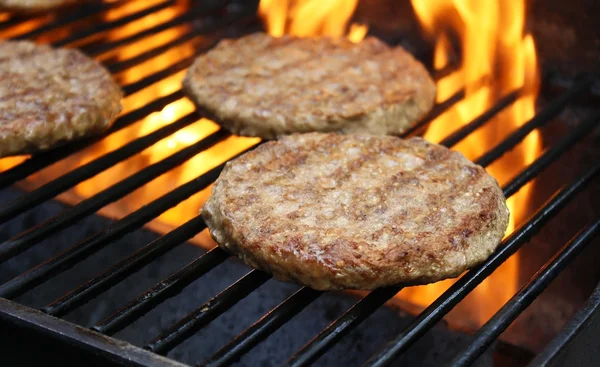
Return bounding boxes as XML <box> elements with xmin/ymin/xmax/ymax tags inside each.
<box><xmin>202</xmin><ymin>133</ymin><xmax>510</xmax><ymax>291</ymax></box>
<box><xmin>183</xmin><ymin>33</ymin><xmax>436</xmax><ymax>139</ymax></box>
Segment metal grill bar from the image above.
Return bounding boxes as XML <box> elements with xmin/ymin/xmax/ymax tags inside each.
<box><xmin>0</xmin><ymin>112</ymin><xmax>199</xmax><ymax>226</ymax></box>
<box><xmin>146</xmin><ymin>270</ymin><xmax>272</xmax><ymax>354</ymax></box>
<box><xmin>450</xmin><ymin>218</ymin><xmax>600</xmax><ymax>366</ymax></box>
<box><xmin>0</xmin><ymin>161</ymin><xmax>228</xmax><ymax>299</ymax></box>
<box><xmin>82</xmin><ymin>0</ymin><xmax>255</xmax><ymax>57</ymax></box>
<box><xmin>0</xmin><ymin>297</ymin><xmax>187</xmax><ymax>367</ymax></box>
<box><xmin>203</xmin><ymin>287</ymin><xmax>323</xmax><ymax>367</ymax></box>
<box><xmin>0</xmin><ymin>90</ymin><xmax>183</xmax><ymax>189</ymax></box>
<box><xmin>0</xmin><ymin>128</ymin><xmax>230</xmax><ymax>263</ymax></box>
<box><xmin>286</xmin><ymin>287</ymin><xmax>402</xmax><ymax>367</ymax></box>
<box><xmin>530</xmin><ymin>282</ymin><xmax>600</xmax><ymax>366</ymax></box>
<box><xmin>0</xmin><ymin>2</ymin><xmax>598</xmax><ymax>366</ymax></box>
<box><xmin>53</xmin><ymin>0</ymin><xmax>176</xmax><ymax>48</ymax></box>
<box><xmin>43</xmin><ymin>215</ymin><xmax>207</xmax><ymax>317</ymax></box>
<box><xmin>362</xmin><ymin>163</ymin><xmax>600</xmax><ymax>367</ymax></box>
<box><xmin>122</xmin><ymin>56</ymin><xmax>192</xmax><ymax>96</ymax></box>
<box><xmin>12</xmin><ymin>2</ymin><xmax>112</xmax><ymax>41</ymax></box>
<box><xmin>502</xmin><ymin>112</ymin><xmax>600</xmax><ymax>198</ymax></box>
<box><xmin>439</xmin><ymin>90</ymin><xmax>520</xmax><ymax>148</ymax></box>
<box><xmin>0</xmin><ymin>14</ymin><xmax>44</xmax><ymax>33</ymax></box>
<box><xmin>401</xmin><ymin>89</ymin><xmax>465</xmax><ymax>138</ymax></box>
<box><xmin>84</xmin><ymin>6</ymin><xmax>203</xmax><ymax>57</ymax></box>
<box><xmin>93</xmin><ymin>247</ymin><xmax>231</xmax><ymax>336</ymax></box>
<box><xmin>475</xmin><ymin>75</ymin><xmax>594</xmax><ymax>168</ymax></box>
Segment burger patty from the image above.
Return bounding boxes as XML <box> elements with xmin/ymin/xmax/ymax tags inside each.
<box><xmin>184</xmin><ymin>33</ymin><xmax>436</xmax><ymax>139</ymax></box>
<box><xmin>202</xmin><ymin>133</ymin><xmax>509</xmax><ymax>291</ymax></box>
<box><xmin>0</xmin><ymin>0</ymin><xmax>76</xmax><ymax>11</ymax></box>
<box><xmin>0</xmin><ymin>41</ymin><xmax>122</xmax><ymax>157</ymax></box>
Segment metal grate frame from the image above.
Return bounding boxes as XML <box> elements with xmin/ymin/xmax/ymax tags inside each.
<box><xmin>0</xmin><ymin>1</ymin><xmax>599</xmax><ymax>366</ymax></box>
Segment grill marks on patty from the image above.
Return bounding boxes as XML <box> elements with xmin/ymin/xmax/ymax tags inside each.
<box><xmin>203</xmin><ymin>133</ymin><xmax>510</xmax><ymax>290</ymax></box>
<box><xmin>184</xmin><ymin>33</ymin><xmax>436</xmax><ymax>138</ymax></box>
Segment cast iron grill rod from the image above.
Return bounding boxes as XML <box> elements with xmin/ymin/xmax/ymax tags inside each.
<box><xmin>0</xmin><ymin>111</ymin><xmax>200</xmax><ymax>227</ymax></box>
<box><xmin>107</xmin><ymin>29</ymin><xmax>206</xmax><ymax>75</ymax></box>
<box><xmin>122</xmin><ymin>55</ymin><xmax>193</xmax><ymax>96</ymax></box>
<box><xmin>88</xmin><ymin>150</ymin><xmax>256</xmax><ymax>336</ymax></box>
<box><xmin>97</xmin><ymin>12</ymin><xmax>254</xmax><ymax>72</ymax></box>
<box><xmin>0</xmin><ymin>90</ymin><xmax>183</xmax><ymax>189</ymax></box>
<box><xmin>0</xmin><ymin>298</ymin><xmax>188</xmax><ymax>367</ymax></box>
<box><xmin>102</xmin><ymin>6</ymin><xmax>256</xmax><ymax>75</ymax></box>
<box><xmin>401</xmin><ymin>89</ymin><xmax>465</xmax><ymax>139</ymax></box>
<box><xmin>0</xmin><ymin>160</ymin><xmax>229</xmax><ymax>299</ymax></box>
<box><xmin>285</xmin><ymin>287</ymin><xmax>402</xmax><ymax>367</ymax></box>
<box><xmin>12</xmin><ymin>1</ymin><xmax>113</xmax><ymax>41</ymax></box>
<box><xmin>0</xmin><ymin>128</ymin><xmax>230</xmax><ymax>263</ymax></box>
<box><xmin>502</xmin><ymin>111</ymin><xmax>600</xmax><ymax>198</ymax></box>
<box><xmin>476</xmin><ymin>75</ymin><xmax>595</xmax><ymax>168</ymax></box>
<box><xmin>93</xmin><ymin>246</ymin><xmax>231</xmax><ymax>336</ymax></box>
<box><xmin>203</xmin><ymin>287</ymin><xmax>324</xmax><ymax>367</ymax></box>
<box><xmin>43</xmin><ymin>215</ymin><xmax>208</xmax><ymax>317</ymax></box>
<box><xmin>439</xmin><ymin>90</ymin><xmax>521</xmax><ymax>148</ymax></box>
<box><xmin>146</xmin><ymin>270</ymin><xmax>273</xmax><ymax>355</ymax></box>
<box><xmin>450</xmin><ymin>218</ymin><xmax>600</xmax><ymax>367</ymax></box>
<box><xmin>83</xmin><ymin>4</ymin><xmax>210</xmax><ymax>57</ymax></box>
<box><xmin>362</xmin><ymin>163</ymin><xmax>600</xmax><ymax>367</ymax></box>
<box><xmin>0</xmin><ymin>14</ymin><xmax>45</xmax><ymax>33</ymax></box>
<box><xmin>283</xmin><ymin>113</ymin><xmax>599</xmax><ymax>367</ymax></box>
<box><xmin>53</xmin><ymin>0</ymin><xmax>176</xmax><ymax>48</ymax></box>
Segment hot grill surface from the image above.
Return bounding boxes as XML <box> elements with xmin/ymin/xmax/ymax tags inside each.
<box><xmin>0</xmin><ymin>1</ymin><xmax>599</xmax><ymax>367</ymax></box>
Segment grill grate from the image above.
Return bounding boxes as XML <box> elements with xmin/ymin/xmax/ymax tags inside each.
<box><xmin>0</xmin><ymin>1</ymin><xmax>599</xmax><ymax>366</ymax></box>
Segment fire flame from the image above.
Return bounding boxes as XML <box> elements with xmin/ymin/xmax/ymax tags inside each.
<box><xmin>258</xmin><ymin>0</ymin><xmax>541</xmax><ymax>328</ymax></box>
<box><xmin>258</xmin><ymin>0</ymin><xmax>368</xmax><ymax>41</ymax></box>
<box><xmin>404</xmin><ymin>0</ymin><xmax>541</xmax><ymax>326</ymax></box>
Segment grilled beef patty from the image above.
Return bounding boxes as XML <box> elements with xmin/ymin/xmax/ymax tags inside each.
<box><xmin>202</xmin><ymin>133</ymin><xmax>509</xmax><ymax>290</ymax></box>
<box><xmin>184</xmin><ymin>33</ymin><xmax>436</xmax><ymax>139</ymax></box>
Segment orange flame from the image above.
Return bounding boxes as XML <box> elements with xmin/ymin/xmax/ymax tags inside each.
<box><xmin>403</xmin><ymin>0</ymin><xmax>541</xmax><ymax>327</ymax></box>
<box><xmin>258</xmin><ymin>0</ymin><xmax>367</xmax><ymax>41</ymax></box>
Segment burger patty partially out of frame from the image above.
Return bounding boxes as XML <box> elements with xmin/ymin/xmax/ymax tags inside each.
<box><xmin>0</xmin><ymin>41</ymin><xmax>122</xmax><ymax>158</ymax></box>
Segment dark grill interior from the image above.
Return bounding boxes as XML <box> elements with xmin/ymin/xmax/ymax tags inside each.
<box><xmin>0</xmin><ymin>1</ymin><xmax>599</xmax><ymax>366</ymax></box>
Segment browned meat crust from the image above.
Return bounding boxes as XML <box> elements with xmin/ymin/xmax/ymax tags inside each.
<box><xmin>202</xmin><ymin>133</ymin><xmax>509</xmax><ymax>290</ymax></box>
<box><xmin>183</xmin><ymin>33</ymin><xmax>436</xmax><ymax>139</ymax></box>
<box><xmin>0</xmin><ymin>41</ymin><xmax>122</xmax><ymax>157</ymax></box>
